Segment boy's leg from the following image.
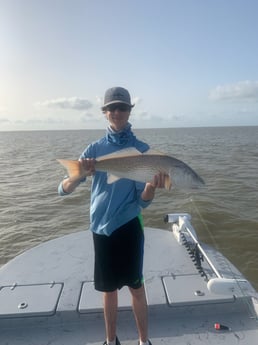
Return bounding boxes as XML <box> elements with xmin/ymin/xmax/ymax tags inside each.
<box><xmin>103</xmin><ymin>290</ymin><xmax>118</xmax><ymax>342</ymax></box>
<box><xmin>129</xmin><ymin>284</ymin><xmax>148</xmax><ymax>342</ymax></box>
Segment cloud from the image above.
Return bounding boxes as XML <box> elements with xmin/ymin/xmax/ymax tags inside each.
<box><xmin>36</xmin><ymin>97</ymin><xmax>93</xmax><ymax>110</ymax></box>
<box><xmin>169</xmin><ymin>114</ymin><xmax>182</xmax><ymax>121</ymax></box>
<box><xmin>80</xmin><ymin>112</ymin><xmax>97</xmax><ymax>122</ymax></box>
<box><xmin>96</xmin><ymin>95</ymin><xmax>102</xmax><ymax>105</ymax></box>
<box><xmin>132</xmin><ymin>97</ymin><xmax>142</xmax><ymax>105</ymax></box>
<box><xmin>134</xmin><ymin>110</ymin><xmax>150</xmax><ymax>119</ymax></box>
<box><xmin>0</xmin><ymin>118</ymin><xmax>10</xmax><ymax>123</ymax></box>
<box><xmin>209</xmin><ymin>80</ymin><xmax>258</xmax><ymax>101</ymax></box>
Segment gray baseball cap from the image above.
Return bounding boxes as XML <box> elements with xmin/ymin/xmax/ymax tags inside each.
<box><xmin>101</xmin><ymin>87</ymin><xmax>134</xmax><ymax>110</ymax></box>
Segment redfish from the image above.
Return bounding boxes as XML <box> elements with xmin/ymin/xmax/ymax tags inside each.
<box><xmin>57</xmin><ymin>148</ymin><xmax>205</xmax><ymax>190</ymax></box>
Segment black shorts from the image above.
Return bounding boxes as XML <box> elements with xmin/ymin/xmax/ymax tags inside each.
<box><xmin>93</xmin><ymin>216</ymin><xmax>144</xmax><ymax>292</ymax></box>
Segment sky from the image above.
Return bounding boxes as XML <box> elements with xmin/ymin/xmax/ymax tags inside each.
<box><xmin>1</xmin><ymin>0</ymin><xmax>258</xmax><ymax>131</ymax></box>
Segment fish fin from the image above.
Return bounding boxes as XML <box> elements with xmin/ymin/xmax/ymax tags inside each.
<box><xmin>97</xmin><ymin>147</ymin><xmax>169</xmax><ymax>162</ymax></box>
<box><xmin>164</xmin><ymin>175</ymin><xmax>172</xmax><ymax>190</ymax></box>
<box><xmin>97</xmin><ymin>147</ymin><xmax>142</xmax><ymax>161</ymax></box>
<box><xmin>57</xmin><ymin>159</ymin><xmax>84</xmax><ymax>180</ymax></box>
<box><xmin>107</xmin><ymin>174</ymin><xmax>121</xmax><ymax>184</ymax></box>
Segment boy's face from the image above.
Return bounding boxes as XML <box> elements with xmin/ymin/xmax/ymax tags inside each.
<box><xmin>104</xmin><ymin>103</ymin><xmax>131</xmax><ymax>131</ymax></box>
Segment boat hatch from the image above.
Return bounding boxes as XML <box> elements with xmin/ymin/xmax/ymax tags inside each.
<box><xmin>79</xmin><ymin>281</ymin><xmax>136</xmax><ymax>313</ymax></box>
<box><xmin>163</xmin><ymin>275</ymin><xmax>235</xmax><ymax>306</ymax></box>
<box><xmin>0</xmin><ymin>283</ymin><xmax>63</xmax><ymax>318</ymax></box>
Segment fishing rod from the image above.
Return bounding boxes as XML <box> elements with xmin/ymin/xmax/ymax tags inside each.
<box><xmin>178</xmin><ymin>214</ymin><xmax>222</xmax><ymax>279</ymax></box>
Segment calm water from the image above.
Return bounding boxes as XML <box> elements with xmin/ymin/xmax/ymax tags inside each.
<box><xmin>0</xmin><ymin>127</ymin><xmax>257</xmax><ymax>290</ymax></box>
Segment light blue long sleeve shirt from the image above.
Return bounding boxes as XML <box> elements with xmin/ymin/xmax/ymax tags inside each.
<box><xmin>58</xmin><ymin>124</ymin><xmax>152</xmax><ymax>236</ymax></box>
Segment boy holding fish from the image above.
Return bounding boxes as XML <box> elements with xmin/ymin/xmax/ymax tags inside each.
<box><xmin>58</xmin><ymin>87</ymin><xmax>168</xmax><ymax>345</ymax></box>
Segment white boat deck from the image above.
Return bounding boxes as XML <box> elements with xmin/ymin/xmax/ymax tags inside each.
<box><xmin>0</xmin><ymin>216</ymin><xmax>257</xmax><ymax>345</ymax></box>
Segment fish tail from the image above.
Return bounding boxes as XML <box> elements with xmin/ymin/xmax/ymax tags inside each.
<box><xmin>165</xmin><ymin>175</ymin><xmax>172</xmax><ymax>190</ymax></box>
<box><xmin>57</xmin><ymin>159</ymin><xmax>84</xmax><ymax>180</ymax></box>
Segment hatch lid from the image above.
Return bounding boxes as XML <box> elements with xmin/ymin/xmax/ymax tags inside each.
<box><xmin>163</xmin><ymin>275</ymin><xmax>234</xmax><ymax>306</ymax></box>
<box><xmin>0</xmin><ymin>283</ymin><xmax>63</xmax><ymax>318</ymax></box>
<box><xmin>78</xmin><ymin>281</ymin><xmax>134</xmax><ymax>313</ymax></box>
